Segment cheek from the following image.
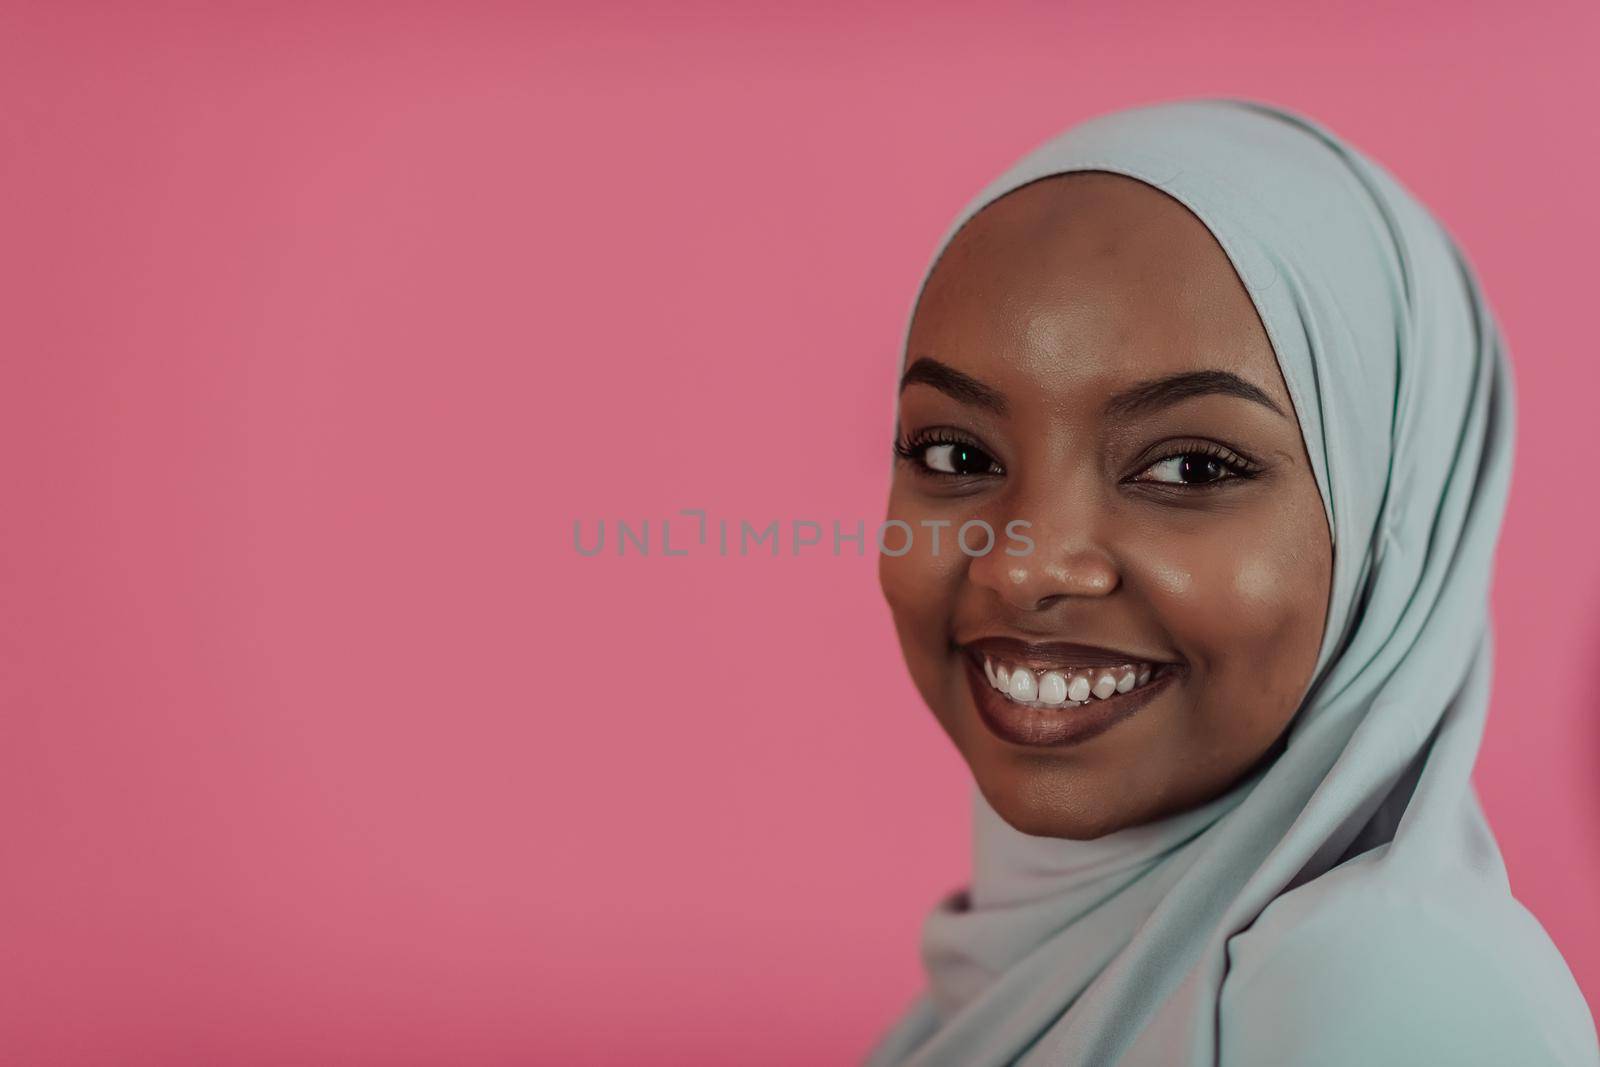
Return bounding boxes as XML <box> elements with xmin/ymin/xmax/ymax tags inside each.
<box><xmin>877</xmin><ymin>528</ymin><xmax>968</xmax><ymax>721</ymax></box>
<box><xmin>1140</xmin><ymin>518</ymin><xmax>1328</xmax><ymax>705</ymax></box>
<box><xmin>877</xmin><ymin>531</ymin><xmax>965</xmax><ymax>631</ymax></box>
<box><xmin>876</xmin><ymin>487</ymin><xmax>970</xmax><ymax>624</ymax></box>
<box><xmin>878</xmin><ymin>490</ymin><xmax>977</xmax><ymax>712</ymax></box>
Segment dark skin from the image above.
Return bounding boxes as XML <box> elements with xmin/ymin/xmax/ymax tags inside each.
<box><xmin>879</xmin><ymin>172</ymin><xmax>1334</xmax><ymax>840</ymax></box>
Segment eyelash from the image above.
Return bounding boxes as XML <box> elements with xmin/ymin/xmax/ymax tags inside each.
<box><xmin>896</xmin><ymin>428</ymin><xmax>1004</xmax><ymax>479</ymax></box>
<box><xmin>892</xmin><ymin>429</ymin><xmax>1004</xmax><ymax>478</ymax></box>
<box><xmin>1136</xmin><ymin>441</ymin><xmax>1263</xmax><ymax>489</ymax></box>
<box><xmin>892</xmin><ymin>429</ymin><xmax>1263</xmax><ymax>489</ymax></box>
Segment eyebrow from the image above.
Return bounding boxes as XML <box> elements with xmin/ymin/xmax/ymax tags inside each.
<box><xmin>899</xmin><ymin>357</ymin><xmax>1286</xmax><ymax>421</ymax></box>
<box><xmin>898</xmin><ymin>357</ymin><xmax>1008</xmax><ymax>416</ymax></box>
<box><xmin>1102</xmin><ymin>368</ymin><xmax>1288</xmax><ymax>421</ymax></box>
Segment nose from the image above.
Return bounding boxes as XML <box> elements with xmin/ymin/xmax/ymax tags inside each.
<box><xmin>966</xmin><ymin>504</ymin><xmax>1121</xmax><ymax>613</ymax></box>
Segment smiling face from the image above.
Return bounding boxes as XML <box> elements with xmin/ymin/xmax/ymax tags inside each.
<box><xmin>878</xmin><ymin>172</ymin><xmax>1334</xmax><ymax>840</ymax></box>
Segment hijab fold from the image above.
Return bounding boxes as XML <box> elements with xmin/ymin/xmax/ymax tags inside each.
<box><xmin>866</xmin><ymin>98</ymin><xmax>1598</xmax><ymax>1066</ymax></box>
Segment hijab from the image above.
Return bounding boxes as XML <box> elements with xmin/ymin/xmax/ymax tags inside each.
<box><xmin>866</xmin><ymin>98</ymin><xmax>1598</xmax><ymax>1066</ymax></box>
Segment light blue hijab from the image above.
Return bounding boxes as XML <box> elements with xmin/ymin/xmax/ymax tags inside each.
<box><xmin>866</xmin><ymin>99</ymin><xmax>1598</xmax><ymax>1066</ymax></box>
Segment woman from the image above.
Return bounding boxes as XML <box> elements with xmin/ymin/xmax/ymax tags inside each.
<box><xmin>868</xmin><ymin>99</ymin><xmax>1598</xmax><ymax>1066</ymax></box>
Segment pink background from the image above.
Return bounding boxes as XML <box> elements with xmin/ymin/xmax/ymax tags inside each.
<box><xmin>3</xmin><ymin>2</ymin><xmax>1597</xmax><ymax>1063</ymax></box>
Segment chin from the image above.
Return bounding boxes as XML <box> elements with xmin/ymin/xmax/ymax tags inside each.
<box><xmin>974</xmin><ymin>770</ymin><xmax>1133</xmax><ymax>841</ymax></box>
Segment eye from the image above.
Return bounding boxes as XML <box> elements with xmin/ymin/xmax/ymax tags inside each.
<box><xmin>893</xmin><ymin>429</ymin><xmax>1004</xmax><ymax>479</ymax></box>
<box><xmin>1132</xmin><ymin>442</ymin><xmax>1260</xmax><ymax>489</ymax></box>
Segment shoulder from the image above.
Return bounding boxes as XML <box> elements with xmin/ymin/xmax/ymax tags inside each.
<box><xmin>1217</xmin><ymin>846</ymin><xmax>1599</xmax><ymax>1067</ymax></box>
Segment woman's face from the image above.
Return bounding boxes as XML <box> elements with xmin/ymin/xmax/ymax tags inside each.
<box><xmin>879</xmin><ymin>172</ymin><xmax>1333</xmax><ymax>840</ymax></box>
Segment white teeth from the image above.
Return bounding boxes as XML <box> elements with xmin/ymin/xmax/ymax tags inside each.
<box><xmin>982</xmin><ymin>654</ymin><xmax>1164</xmax><ymax>709</ymax></box>
<box><xmin>1038</xmin><ymin>671</ymin><xmax>1068</xmax><ymax>705</ymax></box>
<box><xmin>1008</xmin><ymin>667</ymin><xmax>1038</xmax><ymax>702</ymax></box>
<box><xmin>1066</xmin><ymin>673</ymin><xmax>1092</xmax><ymax>703</ymax></box>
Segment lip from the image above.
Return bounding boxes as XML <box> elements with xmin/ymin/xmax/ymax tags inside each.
<box><xmin>959</xmin><ymin>635</ymin><xmax>1171</xmax><ymax>672</ymax></box>
<box><xmin>962</xmin><ymin>651</ymin><xmax>1180</xmax><ymax>748</ymax></box>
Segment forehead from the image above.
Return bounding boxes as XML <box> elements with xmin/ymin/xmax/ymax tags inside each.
<box><xmin>909</xmin><ymin>172</ymin><xmax>1287</xmax><ymax>407</ymax></box>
